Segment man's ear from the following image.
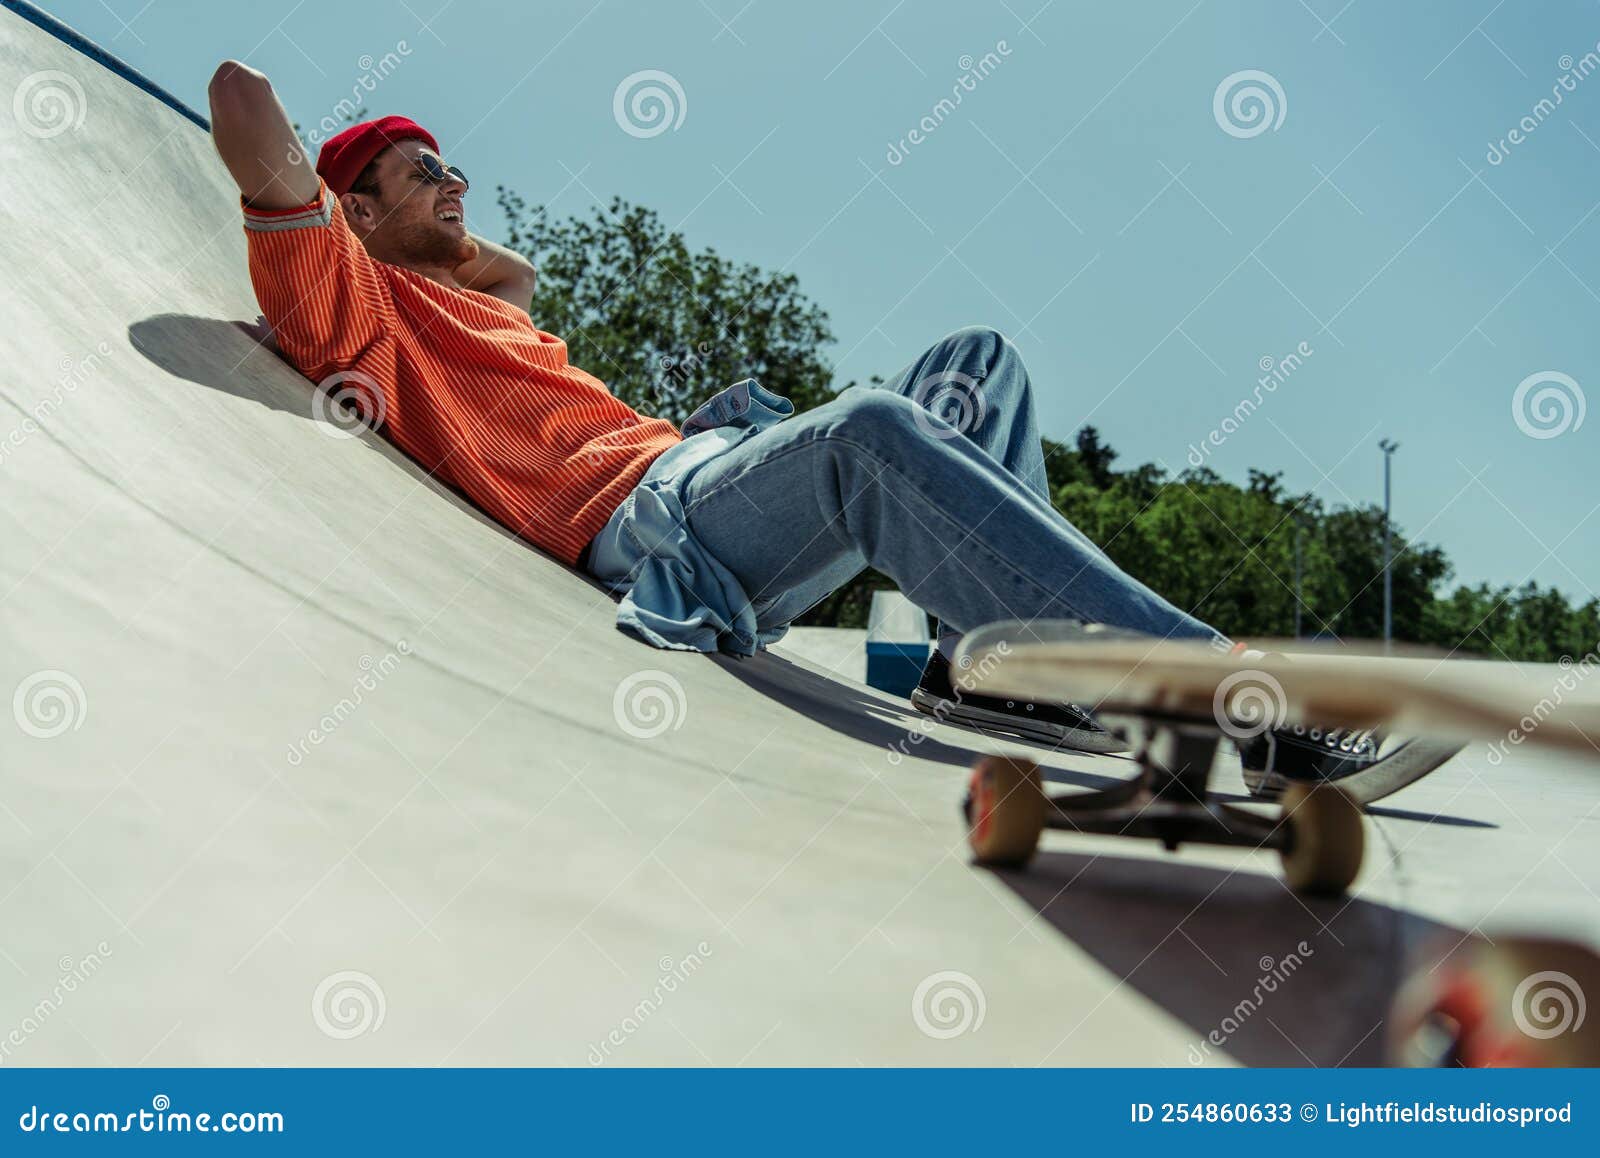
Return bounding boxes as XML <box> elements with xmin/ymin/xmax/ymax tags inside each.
<box><xmin>338</xmin><ymin>191</ymin><xmax>377</xmax><ymax>237</ymax></box>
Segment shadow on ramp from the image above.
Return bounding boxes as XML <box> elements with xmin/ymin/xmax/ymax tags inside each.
<box><xmin>986</xmin><ymin>848</ymin><xmax>1462</xmax><ymax>1066</ymax></box>
<box><xmin>716</xmin><ymin>650</ymin><xmax>1136</xmax><ymax>790</ymax></box>
<box><xmin>127</xmin><ymin>311</ymin><xmax>630</xmax><ymax>574</ymax></box>
<box><xmin>1365</xmin><ymin>805</ymin><xmax>1496</xmax><ymax>829</ymax></box>
<box><xmin>129</xmin><ymin>313</ymin><xmax>298</xmax><ymax>411</ymax></box>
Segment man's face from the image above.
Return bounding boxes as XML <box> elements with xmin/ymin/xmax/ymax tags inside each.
<box><xmin>339</xmin><ymin>139</ymin><xmax>478</xmax><ymax>271</ymax></box>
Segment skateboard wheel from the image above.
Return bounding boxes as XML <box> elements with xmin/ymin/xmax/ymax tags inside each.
<box><xmin>965</xmin><ymin>757</ymin><xmax>1045</xmax><ymax>868</ymax></box>
<box><xmin>1277</xmin><ymin>783</ymin><xmax>1364</xmax><ymax>896</ymax></box>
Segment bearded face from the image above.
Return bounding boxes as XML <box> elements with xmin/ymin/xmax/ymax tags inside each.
<box><xmin>339</xmin><ymin>139</ymin><xmax>478</xmax><ymax>274</ymax></box>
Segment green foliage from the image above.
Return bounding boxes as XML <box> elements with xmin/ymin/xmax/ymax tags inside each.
<box><xmin>1047</xmin><ymin>441</ymin><xmax>1453</xmax><ymax>645</ymax></box>
<box><xmin>1421</xmin><ymin>583</ymin><xmax>1600</xmax><ymax>662</ymax></box>
<box><xmin>1035</xmin><ymin>425</ymin><xmax>1585</xmax><ymax>659</ymax></box>
<box><xmin>497</xmin><ymin>190</ymin><xmax>837</xmax><ymax>425</ymax></box>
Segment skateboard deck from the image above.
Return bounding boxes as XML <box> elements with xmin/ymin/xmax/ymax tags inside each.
<box><xmin>953</xmin><ymin>621</ymin><xmax>1600</xmax><ymax>755</ymax></box>
<box><xmin>950</xmin><ymin>621</ymin><xmax>1600</xmax><ymax>896</ymax></box>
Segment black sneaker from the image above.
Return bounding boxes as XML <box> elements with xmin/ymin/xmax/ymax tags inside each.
<box><xmin>1239</xmin><ymin>724</ymin><xmax>1464</xmax><ymax>806</ymax></box>
<box><xmin>910</xmin><ymin>651</ymin><xmax>1129</xmax><ymax>754</ymax></box>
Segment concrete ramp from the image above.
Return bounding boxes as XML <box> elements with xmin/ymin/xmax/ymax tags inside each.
<box><xmin>3</xmin><ymin>3</ymin><xmax>1594</xmax><ymax>1067</ymax></box>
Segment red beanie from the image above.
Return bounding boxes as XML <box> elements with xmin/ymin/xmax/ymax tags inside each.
<box><xmin>315</xmin><ymin>115</ymin><xmax>439</xmax><ymax>195</ymax></box>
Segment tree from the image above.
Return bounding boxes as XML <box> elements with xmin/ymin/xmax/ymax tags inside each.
<box><xmin>1315</xmin><ymin>506</ymin><xmax>1451</xmax><ymax>642</ymax></box>
<box><xmin>1075</xmin><ymin>425</ymin><xmax>1118</xmax><ymax>489</ymax></box>
<box><xmin>1422</xmin><ymin>582</ymin><xmax>1600</xmax><ymax>662</ymax></box>
<box><xmin>498</xmin><ymin>191</ymin><xmax>837</xmax><ymax>425</ymax></box>
<box><xmin>1051</xmin><ymin>467</ymin><xmax>1326</xmax><ymax>638</ymax></box>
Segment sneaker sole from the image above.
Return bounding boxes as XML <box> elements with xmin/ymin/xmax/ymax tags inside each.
<box><xmin>1242</xmin><ymin>738</ymin><xmax>1465</xmax><ymax>806</ymax></box>
<box><xmin>909</xmin><ymin>688</ymin><xmax>1131</xmax><ymax>755</ymax></box>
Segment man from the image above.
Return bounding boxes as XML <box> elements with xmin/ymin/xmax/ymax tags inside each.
<box><xmin>208</xmin><ymin>61</ymin><xmax>1456</xmax><ymax>802</ymax></box>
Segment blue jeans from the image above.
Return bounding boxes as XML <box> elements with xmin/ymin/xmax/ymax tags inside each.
<box><xmin>676</xmin><ymin>326</ymin><xmax>1220</xmax><ymax>643</ymax></box>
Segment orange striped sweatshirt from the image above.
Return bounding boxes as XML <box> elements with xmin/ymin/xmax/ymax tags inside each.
<box><xmin>243</xmin><ymin>182</ymin><xmax>681</xmax><ymax>564</ymax></box>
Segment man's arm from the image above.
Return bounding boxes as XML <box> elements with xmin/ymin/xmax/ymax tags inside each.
<box><xmin>218</xmin><ymin>57</ymin><xmax>388</xmax><ymax>382</ymax></box>
<box><xmin>454</xmin><ymin>236</ymin><xmax>538</xmax><ymax>310</ymax></box>
<box><xmin>208</xmin><ymin>60</ymin><xmax>319</xmax><ymax>210</ymax></box>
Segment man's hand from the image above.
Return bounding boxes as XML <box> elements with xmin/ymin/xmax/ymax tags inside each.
<box><xmin>208</xmin><ymin>60</ymin><xmax>319</xmax><ymax>210</ymax></box>
<box><xmin>454</xmin><ymin>236</ymin><xmax>538</xmax><ymax>311</ymax></box>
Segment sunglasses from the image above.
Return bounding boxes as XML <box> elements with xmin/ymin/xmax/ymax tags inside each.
<box><xmin>412</xmin><ymin>153</ymin><xmax>469</xmax><ymax>191</ymax></box>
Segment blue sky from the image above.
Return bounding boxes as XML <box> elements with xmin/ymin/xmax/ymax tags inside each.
<box><xmin>39</xmin><ymin>0</ymin><xmax>1600</xmax><ymax>607</ymax></box>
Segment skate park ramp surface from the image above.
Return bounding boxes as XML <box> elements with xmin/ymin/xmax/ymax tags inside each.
<box><xmin>4</xmin><ymin>2</ymin><xmax>1599</xmax><ymax>1067</ymax></box>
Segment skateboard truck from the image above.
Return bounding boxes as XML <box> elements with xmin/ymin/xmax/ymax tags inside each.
<box><xmin>962</xmin><ymin>708</ymin><xmax>1365</xmax><ymax>896</ymax></box>
<box><xmin>948</xmin><ymin>614</ymin><xmax>1600</xmax><ymax>896</ymax></box>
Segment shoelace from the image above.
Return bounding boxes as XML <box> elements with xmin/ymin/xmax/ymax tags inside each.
<box><xmin>1228</xmin><ymin>642</ymin><xmax>1380</xmax><ymax>757</ymax></box>
<box><xmin>1287</xmin><ymin>723</ymin><xmax>1378</xmax><ymax>755</ymax></box>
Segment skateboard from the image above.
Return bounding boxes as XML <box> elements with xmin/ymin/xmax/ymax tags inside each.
<box><xmin>951</xmin><ymin>621</ymin><xmax>1600</xmax><ymax>896</ymax></box>
<box><xmin>1391</xmin><ymin>933</ymin><xmax>1600</xmax><ymax>1066</ymax></box>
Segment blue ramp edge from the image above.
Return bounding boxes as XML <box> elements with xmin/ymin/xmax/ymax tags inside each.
<box><xmin>865</xmin><ymin>641</ymin><xmax>929</xmax><ymax>698</ymax></box>
<box><xmin>3</xmin><ymin>0</ymin><xmax>209</xmax><ymax>130</ymax></box>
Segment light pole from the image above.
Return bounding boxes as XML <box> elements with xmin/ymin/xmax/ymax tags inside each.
<box><xmin>1292</xmin><ymin>519</ymin><xmax>1303</xmax><ymax>639</ymax></box>
<box><xmin>1379</xmin><ymin>439</ymin><xmax>1399</xmax><ymax>651</ymax></box>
